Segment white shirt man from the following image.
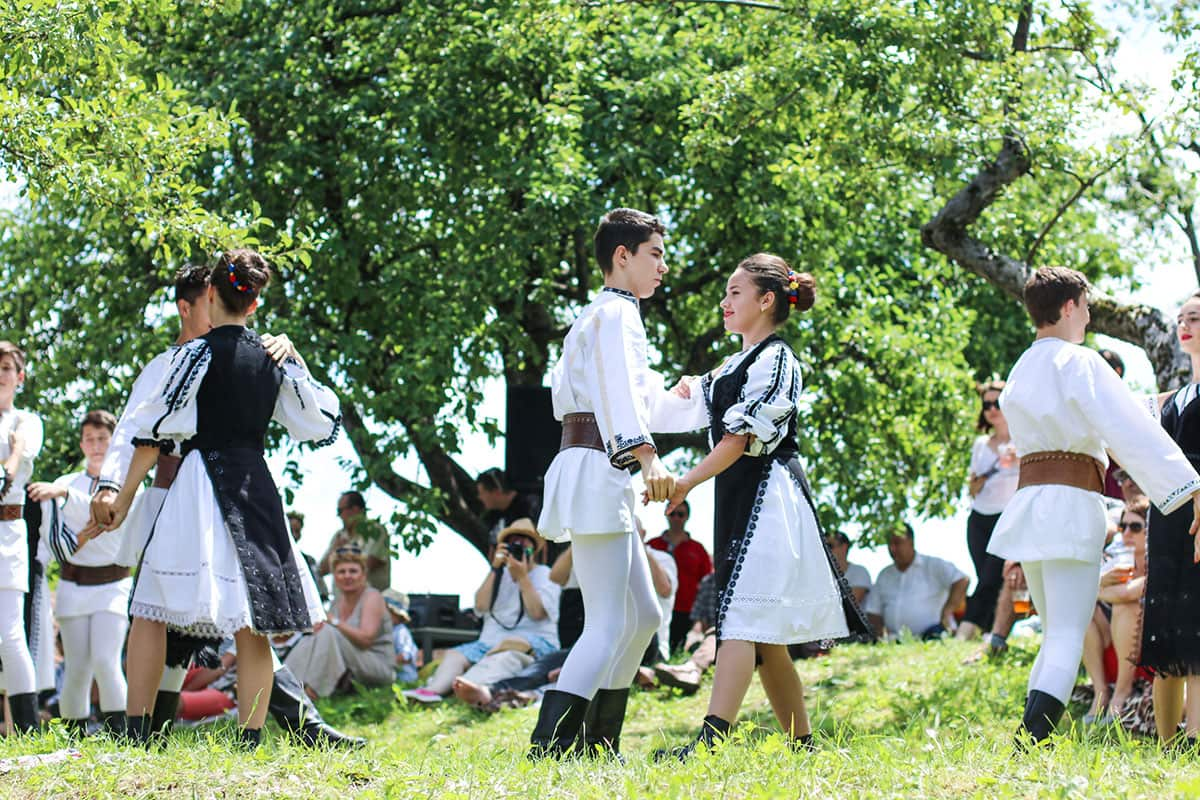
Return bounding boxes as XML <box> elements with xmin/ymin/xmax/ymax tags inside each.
<box><xmin>865</xmin><ymin>528</ymin><xmax>968</xmax><ymax>639</ymax></box>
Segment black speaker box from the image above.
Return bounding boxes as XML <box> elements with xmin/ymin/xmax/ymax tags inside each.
<box><xmin>505</xmin><ymin>385</ymin><xmax>560</xmax><ymax>494</ymax></box>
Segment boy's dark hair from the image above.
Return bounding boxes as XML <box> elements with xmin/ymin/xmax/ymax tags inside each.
<box><xmin>340</xmin><ymin>490</ymin><xmax>366</xmax><ymax>512</ymax></box>
<box><xmin>1022</xmin><ymin>267</ymin><xmax>1089</xmax><ymax>328</ymax></box>
<box><xmin>173</xmin><ymin>265</ymin><xmax>211</xmax><ymax>304</ymax></box>
<box><xmin>80</xmin><ymin>409</ymin><xmax>117</xmax><ymax>435</ymax></box>
<box><xmin>826</xmin><ymin>531</ymin><xmax>852</xmax><ymax>549</ymax></box>
<box><xmin>476</xmin><ymin>467</ymin><xmax>510</xmax><ymax>493</ymax></box>
<box><xmin>593</xmin><ymin>208</ymin><xmax>666</xmax><ymax>274</ymax></box>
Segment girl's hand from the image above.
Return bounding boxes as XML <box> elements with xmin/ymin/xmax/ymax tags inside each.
<box><xmin>670</xmin><ymin>376</ymin><xmax>698</xmax><ymax>399</ymax></box>
<box><xmin>665</xmin><ymin>478</ymin><xmax>693</xmax><ymax>516</ymax></box>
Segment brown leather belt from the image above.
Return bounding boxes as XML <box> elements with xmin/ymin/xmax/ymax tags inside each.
<box><xmin>1018</xmin><ymin>451</ymin><xmax>1105</xmax><ymax>494</ymax></box>
<box><xmin>152</xmin><ymin>454</ymin><xmax>181</xmax><ymax>489</ymax></box>
<box><xmin>60</xmin><ymin>562</ymin><xmax>131</xmax><ymax>586</ymax></box>
<box><xmin>0</xmin><ymin>504</ymin><xmax>22</xmax><ymax>521</ymax></box>
<box><xmin>560</xmin><ymin>413</ymin><xmax>605</xmax><ymax>453</ymax></box>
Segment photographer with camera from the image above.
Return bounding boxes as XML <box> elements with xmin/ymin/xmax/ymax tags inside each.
<box><xmin>403</xmin><ymin>521</ymin><xmax>560</xmax><ymax>704</ymax></box>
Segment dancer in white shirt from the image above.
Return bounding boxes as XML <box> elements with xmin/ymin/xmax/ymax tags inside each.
<box><xmin>0</xmin><ymin>341</ymin><xmax>43</xmax><ymax>733</ymax></box>
<box><xmin>528</xmin><ymin>208</ymin><xmax>706</xmax><ymax>759</ymax></box>
<box><xmin>29</xmin><ymin>410</ymin><xmax>134</xmax><ymax>736</ymax></box>
<box><xmin>988</xmin><ymin>267</ymin><xmax>1200</xmax><ymax>745</ymax></box>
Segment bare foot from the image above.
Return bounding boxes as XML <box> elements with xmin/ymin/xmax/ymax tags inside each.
<box><xmin>636</xmin><ymin>666</ymin><xmax>657</xmax><ymax>688</ymax></box>
<box><xmin>452</xmin><ymin>677</ymin><xmax>493</xmax><ymax>707</ymax></box>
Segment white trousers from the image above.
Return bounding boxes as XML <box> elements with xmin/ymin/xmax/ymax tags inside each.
<box><xmin>58</xmin><ymin>611</ymin><xmax>129</xmax><ymax>718</ymax></box>
<box><xmin>555</xmin><ymin>533</ymin><xmax>661</xmax><ymax>698</ymax></box>
<box><xmin>1023</xmin><ymin>559</ymin><xmax>1102</xmax><ymax>703</ymax></box>
<box><xmin>0</xmin><ymin>589</ymin><xmax>36</xmax><ymax>695</ymax></box>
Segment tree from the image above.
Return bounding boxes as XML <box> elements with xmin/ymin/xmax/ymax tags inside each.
<box><xmin>5</xmin><ymin>0</ymin><xmax>1169</xmax><ymax>551</ymax></box>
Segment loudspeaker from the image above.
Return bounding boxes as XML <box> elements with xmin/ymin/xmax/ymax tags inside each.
<box><xmin>505</xmin><ymin>385</ymin><xmax>560</xmax><ymax>494</ymax></box>
<box><xmin>407</xmin><ymin>594</ymin><xmax>460</xmax><ymax>628</ymax></box>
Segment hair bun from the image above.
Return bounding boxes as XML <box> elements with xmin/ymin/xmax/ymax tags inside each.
<box><xmin>791</xmin><ymin>272</ymin><xmax>815</xmax><ymax>313</ymax></box>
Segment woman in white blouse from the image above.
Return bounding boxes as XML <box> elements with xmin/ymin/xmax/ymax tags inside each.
<box><xmin>957</xmin><ymin>381</ymin><xmax>1019</xmax><ymax>640</ymax></box>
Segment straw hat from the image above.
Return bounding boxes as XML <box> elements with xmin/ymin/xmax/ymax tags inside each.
<box><xmin>381</xmin><ymin>589</ymin><xmax>411</xmax><ymax>623</ymax></box>
<box><xmin>495</xmin><ymin>518</ymin><xmax>545</xmax><ymax>550</ymax></box>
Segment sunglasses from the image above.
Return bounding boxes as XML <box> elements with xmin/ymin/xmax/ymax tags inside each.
<box><xmin>668</xmin><ymin>510</ymin><xmax>687</xmax><ymax>518</ymax></box>
<box><xmin>335</xmin><ymin>545</ymin><xmax>364</xmax><ymax>556</ymax></box>
<box><xmin>981</xmin><ymin>401</ymin><xmax>1000</xmax><ymax>411</ymax></box>
<box><xmin>1117</xmin><ymin>521</ymin><xmax>1145</xmax><ymax>533</ymax></box>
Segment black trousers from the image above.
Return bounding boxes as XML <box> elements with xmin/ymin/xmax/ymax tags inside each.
<box><xmin>962</xmin><ymin>510</ymin><xmax>1005</xmax><ymax>630</ymax></box>
<box><xmin>669</xmin><ymin>610</ymin><xmax>693</xmax><ymax>655</ymax></box>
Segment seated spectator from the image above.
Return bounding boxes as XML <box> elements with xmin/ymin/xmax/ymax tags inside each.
<box><xmin>452</xmin><ymin>648</ymin><xmax>571</xmax><ymax>713</ymax></box>
<box><xmin>289</xmin><ymin>510</ymin><xmax>329</xmax><ymax>602</ymax></box>
<box><xmin>650</xmin><ymin>572</ymin><xmax>717</xmax><ymax>695</ymax></box>
<box><xmin>548</xmin><ymin>544</ymin><xmax>584</xmax><ymax>648</ymax></box>
<box><xmin>965</xmin><ymin>560</ymin><xmax>1027</xmax><ymax>663</ymax></box>
<box><xmin>403</xmin><ymin>522</ymin><xmax>560</xmax><ymax>704</ymax></box>
<box><xmin>647</xmin><ymin>500</ymin><xmax>713</xmax><ymax>652</ymax></box>
<box><xmin>383</xmin><ymin>589</ymin><xmax>420</xmax><ymax>683</ymax></box>
<box><xmin>1082</xmin><ymin>499</ymin><xmax>1150</xmax><ymax>725</ymax></box>
<box><xmin>865</xmin><ymin>524</ymin><xmax>968</xmax><ymax>640</ymax></box>
<box><xmin>826</xmin><ymin>531</ymin><xmax>872</xmax><ymax>606</ymax></box>
<box><xmin>177</xmin><ymin>641</ymin><xmax>237</xmax><ymax>722</ymax></box>
<box><xmin>284</xmin><ymin>548</ymin><xmax>395</xmax><ymax>698</ymax></box>
<box><xmin>318</xmin><ymin>491</ymin><xmax>391</xmax><ymax>591</ymax></box>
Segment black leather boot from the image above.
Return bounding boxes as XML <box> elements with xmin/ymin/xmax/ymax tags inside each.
<box><xmin>147</xmin><ymin>690</ymin><xmax>180</xmax><ymax>741</ymax></box>
<box><xmin>269</xmin><ymin>665</ymin><xmax>365</xmax><ymax>750</ymax></box>
<box><xmin>124</xmin><ymin>714</ymin><xmax>152</xmax><ymax>747</ymax></box>
<box><xmin>654</xmin><ymin>714</ymin><xmax>731</xmax><ymax>762</ymax></box>
<box><xmin>581</xmin><ymin>688</ymin><xmax>629</xmax><ymax>759</ymax></box>
<box><xmin>61</xmin><ymin>718</ymin><xmax>88</xmax><ymax>738</ymax></box>
<box><xmin>8</xmin><ymin>692</ymin><xmax>40</xmax><ymax>734</ymax></box>
<box><xmin>236</xmin><ymin>727</ymin><xmax>262</xmax><ymax>750</ymax></box>
<box><xmin>100</xmin><ymin>710</ymin><xmax>127</xmax><ymax>738</ymax></box>
<box><xmin>1016</xmin><ymin>690</ymin><xmax>1065</xmax><ymax>748</ymax></box>
<box><xmin>527</xmin><ymin>689</ymin><xmax>590</xmax><ymax>760</ymax></box>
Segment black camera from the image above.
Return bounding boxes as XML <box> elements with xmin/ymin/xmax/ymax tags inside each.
<box><xmin>503</xmin><ymin>539</ymin><xmax>532</xmax><ymax>561</ymax></box>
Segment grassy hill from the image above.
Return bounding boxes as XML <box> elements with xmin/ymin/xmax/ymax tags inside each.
<box><xmin>4</xmin><ymin>638</ymin><xmax>1198</xmax><ymax>799</ymax></box>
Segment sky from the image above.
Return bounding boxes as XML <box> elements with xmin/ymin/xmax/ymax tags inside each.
<box><xmin>7</xmin><ymin>6</ymin><xmax>1198</xmax><ymax>608</ymax></box>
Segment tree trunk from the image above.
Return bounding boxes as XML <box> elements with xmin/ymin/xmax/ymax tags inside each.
<box><xmin>921</xmin><ymin>136</ymin><xmax>1188</xmax><ymax>388</ymax></box>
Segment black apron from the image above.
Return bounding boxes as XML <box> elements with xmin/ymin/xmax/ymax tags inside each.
<box><xmin>709</xmin><ymin>334</ymin><xmax>873</xmax><ymax>644</ymax></box>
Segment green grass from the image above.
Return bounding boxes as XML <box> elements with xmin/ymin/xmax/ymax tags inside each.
<box><xmin>4</xmin><ymin>639</ymin><xmax>1199</xmax><ymax>798</ymax></box>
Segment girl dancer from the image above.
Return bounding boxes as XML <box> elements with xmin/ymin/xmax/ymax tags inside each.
<box><xmin>1139</xmin><ymin>291</ymin><xmax>1200</xmax><ymax>744</ymax></box>
<box><xmin>659</xmin><ymin>254</ymin><xmax>871</xmax><ymax>758</ymax></box>
<box><xmin>987</xmin><ymin>267</ymin><xmax>1200</xmax><ymax>746</ymax></box>
<box><xmin>86</xmin><ymin>250</ymin><xmax>339</xmax><ymax>747</ymax></box>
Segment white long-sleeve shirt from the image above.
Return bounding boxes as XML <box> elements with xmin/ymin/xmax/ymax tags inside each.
<box><xmin>989</xmin><ymin>337</ymin><xmax>1200</xmax><ymax>563</ymax></box>
<box><xmin>539</xmin><ymin>288</ymin><xmax>707</xmax><ymax>541</ymax></box>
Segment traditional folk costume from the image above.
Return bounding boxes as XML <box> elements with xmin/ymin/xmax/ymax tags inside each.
<box><xmin>1139</xmin><ymin>383</ymin><xmax>1200</xmax><ymax>676</ymax></box>
<box><xmin>37</xmin><ymin>469</ymin><xmax>137</xmax><ymax>732</ymax></box>
<box><xmin>988</xmin><ymin>337</ymin><xmax>1200</xmax><ymax>741</ymax></box>
<box><xmin>0</xmin><ymin>408</ymin><xmax>43</xmax><ymax>730</ymax></box>
<box><xmin>104</xmin><ymin>334</ymin><xmax>362</xmax><ymax>748</ymax></box>
<box><xmin>700</xmin><ymin>334</ymin><xmax>871</xmax><ymax>648</ymax></box>
<box><xmin>123</xmin><ymin>325</ymin><xmax>335</xmax><ymax>641</ymax></box>
<box><xmin>530</xmin><ymin>286</ymin><xmax>708</xmax><ymax>756</ymax></box>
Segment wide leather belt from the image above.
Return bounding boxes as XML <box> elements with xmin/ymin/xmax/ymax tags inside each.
<box><xmin>0</xmin><ymin>504</ymin><xmax>22</xmax><ymax>521</ymax></box>
<box><xmin>560</xmin><ymin>413</ymin><xmax>605</xmax><ymax>453</ymax></box>
<box><xmin>152</xmin><ymin>454</ymin><xmax>181</xmax><ymax>489</ymax></box>
<box><xmin>1018</xmin><ymin>451</ymin><xmax>1105</xmax><ymax>494</ymax></box>
<box><xmin>60</xmin><ymin>562</ymin><xmax>131</xmax><ymax>586</ymax></box>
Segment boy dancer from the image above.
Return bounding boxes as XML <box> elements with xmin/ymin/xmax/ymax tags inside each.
<box><xmin>528</xmin><ymin>208</ymin><xmax>707</xmax><ymax>758</ymax></box>
<box><xmin>988</xmin><ymin>266</ymin><xmax>1200</xmax><ymax>744</ymax></box>
<box><xmin>90</xmin><ymin>265</ymin><xmax>362</xmax><ymax>748</ymax></box>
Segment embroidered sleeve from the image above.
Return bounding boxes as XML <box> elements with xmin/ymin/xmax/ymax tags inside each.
<box><xmin>1074</xmin><ymin>349</ymin><xmax>1200</xmax><ymax>515</ymax></box>
<box><xmin>583</xmin><ymin>301</ymin><xmax>656</xmax><ymax>470</ymax></box>
<box><xmin>271</xmin><ymin>357</ymin><xmax>342</xmax><ymax>447</ymax></box>
<box><xmin>721</xmin><ymin>343</ymin><xmax>799</xmax><ymax>457</ymax></box>
<box><xmin>127</xmin><ymin>340</ymin><xmax>210</xmax><ymax>452</ymax></box>
<box><xmin>101</xmin><ymin>352</ymin><xmax>171</xmax><ymax>487</ymax></box>
<box><xmin>39</xmin><ymin>499</ymin><xmax>78</xmax><ymax>564</ymax></box>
